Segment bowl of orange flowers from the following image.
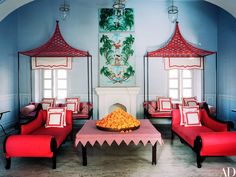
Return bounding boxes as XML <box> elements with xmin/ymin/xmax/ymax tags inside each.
<box><xmin>96</xmin><ymin>108</ymin><xmax>141</xmax><ymax>132</ymax></box>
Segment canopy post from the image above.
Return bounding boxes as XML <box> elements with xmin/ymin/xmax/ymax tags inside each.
<box><xmin>90</xmin><ymin>55</ymin><xmax>93</xmax><ymax>106</ymax></box>
<box><xmin>30</xmin><ymin>57</ymin><xmax>33</xmax><ymax>102</ymax></box>
<box><xmin>143</xmin><ymin>55</ymin><xmax>146</xmax><ymax>102</ymax></box>
<box><xmin>203</xmin><ymin>57</ymin><xmax>205</xmax><ymax>101</ymax></box>
<box><xmin>143</xmin><ymin>55</ymin><xmax>146</xmax><ymax>118</ymax></box>
<box><xmin>147</xmin><ymin>55</ymin><xmax>149</xmax><ymax>103</ymax></box>
<box><xmin>215</xmin><ymin>52</ymin><xmax>218</xmax><ymax>117</ymax></box>
<box><xmin>87</xmin><ymin>54</ymin><xmax>90</xmax><ymax>105</ymax></box>
<box><xmin>90</xmin><ymin>55</ymin><xmax>93</xmax><ymax>119</ymax></box>
<box><xmin>17</xmin><ymin>52</ymin><xmax>20</xmax><ymax>123</ymax></box>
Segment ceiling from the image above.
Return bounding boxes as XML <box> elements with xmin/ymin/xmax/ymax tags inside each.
<box><xmin>0</xmin><ymin>0</ymin><xmax>236</xmax><ymax>22</ymax></box>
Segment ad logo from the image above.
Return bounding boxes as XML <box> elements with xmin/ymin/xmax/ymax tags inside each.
<box><xmin>222</xmin><ymin>167</ymin><xmax>236</xmax><ymax>177</ymax></box>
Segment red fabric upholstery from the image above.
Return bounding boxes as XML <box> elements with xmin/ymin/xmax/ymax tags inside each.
<box><xmin>5</xmin><ymin>110</ymin><xmax>72</xmax><ymax>161</ymax></box>
<box><xmin>73</xmin><ymin>113</ymin><xmax>89</xmax><ymax>119</ymax></box>
<box><xmin>200</xmin><ymin>132</ymin><xmax>236</xmax><ymax>156</ymax></box>
<box><xmin>171</xmin><ymin>109</ymin><xmax>181</xmax><ymax>125</ymax></box>
<box><xmin>149</xmin><ymin>111</ymin><xmax>172</xmax><ymax>118</ymax></box>
<box><xmin>172</xmin><ymin>109</ymin><xmax>236</xmax><ymax>158</ymax></box>
<box><xmin>31</xmin><ymin>126</ymin><xmax>71</xmax><ymax>148</ymax></box>
<box><xmin>172</xmin><ymin>125</ymin><xmax>213</xmax><ymax>147</ymax></box>
<box><xmin>143</xmin><ymin>101</ymin><xmax>179</xmax><ymax>119</ymax></box>
<box><xmin>5</xmin><ymin>135</ymin><xmax>54</xmax><ymax>158</ymax></box>
<box><xmin>21</xmin><ymin>111</ymin><xmax>44</xmax><ymax>135</ymax></box>
<box><xmin>201</xmin><ymin>110</ymin><xmax>228</xmax><ymax>132</ymax></box>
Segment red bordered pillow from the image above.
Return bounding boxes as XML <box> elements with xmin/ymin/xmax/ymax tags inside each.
<box><xmin>65</xmin><ymin>102</ymin><xmax>78</xmax><ymax>113</ymax></box>
<box><xmin>179</xmin><ymin>105</ymin><xmax>199</xmax><ymax>125</ymax></box>
<box><xmin>184</xmin><ymin>111</ymin><xmax>201</xmax><ymax>127</ymax></box>
<box><xmin>41</xmin><ymin>102</ymin><xmax>52</xmax><ymax>110</ymax></box>
<box><xmin>81</xmin><ymin>104</ymin><xmax>89</xmax><ymax>114</ymax></box>
<box><xmin>186</xmin><ymin>100</ymin><xmax>198</xmax><ymax>106</ymax></box>
<box><xmin>148</xmin><ymin>105</ymin><xmax>156</xmax><ymax>114</ymax></box>
<box><xmin>157</xmin><ymin>97</ymin><xmax>172</xmax><ymax>112</ymax></box>
<box><xmin>65</xmin><ymin>98</ymin><xmax>80</xmax><ymax>112</ymax></box>
<box><xmin>42</xmin><ymin>98</ymin><xmax>56</xmax><ymax>107</ymax></box>
<box><xmin>182</xmin><ymin>97</ymin><xmax>197</xmax><ymax>106</ymax></box>
<box><xmin>45</xmin><ymin>112</ymin><xmax>64</xmax><ymax>128</ymax></box>
<box><xmin>47</xmin><ymin>107</ymin><xmax>67</xmax><ymax>126</ymax></box>
<box><xmin>150</xmin><ymin>101</ymin><xmax>156</xmax><ymax>109</ymax></box>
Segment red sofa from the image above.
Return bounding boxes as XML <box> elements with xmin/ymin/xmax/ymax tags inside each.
<box><xmin>3</xmin><ymin>110</ymin><xmax>72</xmax><ymax>169</ymax></box>
<box><xmin>171</xmin><ymin>109</ymin><xmax>236</xmax><ymax>168</ymax></box>
<box><xmin>143</xmin><ymin>101</ymin><xmax>178</xmax><ymax>119</ymax></box>
<box><xmin>58</xmin><ymin>102</ymin><xmax>93</xmax><ymax>120</ymax></box>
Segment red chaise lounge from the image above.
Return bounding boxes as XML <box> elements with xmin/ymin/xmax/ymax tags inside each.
<box><xmin>3</xmin><ymin>110</ymin><xmax>72</xmax><ymax>169</ymax></box>
<box><xmin>171</xmin><ymin>109</ymin><xmax>236</xmax><ymax>168</ymax></box>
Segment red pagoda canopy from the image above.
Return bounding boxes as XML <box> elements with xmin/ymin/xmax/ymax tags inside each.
<box><xmin>19</xmin><ymin>21</ymin><xmax>89</xmax><ymax>57</ymax></box>
<box><xmin>146</xmin><ymin>22</ymin><xmax>215</xmax><ymax>58</ymax></box>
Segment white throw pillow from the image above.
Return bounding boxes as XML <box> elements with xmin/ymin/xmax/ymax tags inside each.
<box><xmin>184</xmin><ymin>111</ymin><xmax>201</xmax><ymax>127</ymax></box>
<box><xmin>182</xmin><ymin>97</ymin><xmax>197</xmax><ymax>106</ymax></box>
<box><xmin>179</xmin><ymin>105</ymin><xmax>199</xmax><ymax>125</ymax></box>
<box><xmin>47</xmin><ymin>107</ymin><xmax>67</xmax><ymax>126</ymax></box>
<box><xmin>157</xmin><ymin>97</ymin><xmax>172</xmax><ymax>112</ymax></box>
<box><xmin>42</xmin><ymin>102</ymin><xmax>52</xmax><ymax>110</ymax></box>
<box><xmin>45</xmin><ymin>112</ymin><xmax>64</xmax><ymax>128</ymax></box>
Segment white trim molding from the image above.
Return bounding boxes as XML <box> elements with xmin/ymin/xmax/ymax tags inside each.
<box><xmin>95</xmin><ymin>87</ymin><xmax>140</xmax><ymax>119</ymax></box>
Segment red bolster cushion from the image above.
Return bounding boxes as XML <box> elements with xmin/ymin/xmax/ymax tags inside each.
<box><xmin>5</xmin><ymin>135</ymin><xmax>55</xmax><ymax>158</ymax></box>
<box><xmin>199</xmin><ymin>132</ymin><xmax>236</xmax><ymax>156</ymax></box>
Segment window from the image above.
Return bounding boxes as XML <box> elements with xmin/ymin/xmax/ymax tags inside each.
<box><xmin>168</xmin><ymin>69</ymin><xmax>193</xmax><ymax>101</ymax></box>
<box><xmin>43</xmin><ymin>69</ymin><xmax>67</xmax><ymax>99</ymax></box>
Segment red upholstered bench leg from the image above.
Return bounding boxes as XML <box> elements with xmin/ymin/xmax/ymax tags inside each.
<box><xmin>3</xmin><ymin>136</ymin><xmax>11</xmax><ymax>169</ymax></box>
<box><xmin>194</xmin><ymin>136</ymin><xmax>203</xmax><ymax>168</ymax></box>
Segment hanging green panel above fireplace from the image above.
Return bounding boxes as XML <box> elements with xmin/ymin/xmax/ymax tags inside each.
<box><xmin>99</xmin><ymin>8</ymin><xmax>134</xmax><ymax>32</ymax></box>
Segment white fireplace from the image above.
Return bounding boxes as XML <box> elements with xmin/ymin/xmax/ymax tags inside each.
<box><xmin>95</xmin><ymin>87</ymin><xmax>140</xmax><ymax>119</ymax></box>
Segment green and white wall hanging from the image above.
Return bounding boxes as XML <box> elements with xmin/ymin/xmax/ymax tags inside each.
<box><xmin>99</xmin><ymin>8</ymin><xmax>134</xmax><ymax>32</ymax></box>
<box><xmin>99</xmin><ymin>8</ymin><xmax>135</xmax><ymax>87</ymax></box>
<box><xmin>99</xmin><ymin>33</ymin><xmax>135</xmax><ymax>86</ymax></box>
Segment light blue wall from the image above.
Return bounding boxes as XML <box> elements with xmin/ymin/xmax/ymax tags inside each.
<box><xmin>217</xmin><ymin>9</ymin><xmax>236</xmax><ymax>126</ymax></box>
<box><xmin>0</xmin><ymin>12</ymin><xmax>18</xmax><ymax>129</ymax></box>
<box><xmin>16</xmin><ymin>0</ymin><xmax>218</xmax><ymax>119</ymax></box>
<box><xmin>0</xmin><ymin>0</ymin><xmax>218</xmax><ymax>120</ymax></box>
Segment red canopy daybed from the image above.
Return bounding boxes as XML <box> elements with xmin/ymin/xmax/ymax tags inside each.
<box><xmin>18</xmin><ymin>21</ymin><xmax>93</xmax><ymax>120</ymax></box>
<box><xmin>143</xmin><ymin>22</ymin><xmax>216</xmax><ymax>118</ymax></box>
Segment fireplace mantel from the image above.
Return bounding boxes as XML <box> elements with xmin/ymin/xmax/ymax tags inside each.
<box><xmin>95</xmin><ymin>87</ymin><xmax>140</xmax><ymax>119</ymax></box>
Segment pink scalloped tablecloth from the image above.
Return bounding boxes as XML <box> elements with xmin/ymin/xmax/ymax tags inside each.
<box><xmin>75</xmin><ymin>120</ymin><xmax>164</xmax><ymax>147</ymax></box>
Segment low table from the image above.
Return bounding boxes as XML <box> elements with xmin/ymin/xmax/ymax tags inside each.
<box><xmin>75</xmin><ymin>119</ymin><xmax>163</xmax><ymax>166</ymax></box>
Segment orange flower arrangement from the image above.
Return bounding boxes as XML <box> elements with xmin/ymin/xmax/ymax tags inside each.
<box><xmin>96</xmin><ymin>108</ymin><xmax>140</xmax><ymax>132</ymax></box>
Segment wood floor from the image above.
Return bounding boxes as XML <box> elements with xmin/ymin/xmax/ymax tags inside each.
<box><xmin>0</xmin><ymin>124</ymin><xmax>235</xmax><ymax>177</ymax></box>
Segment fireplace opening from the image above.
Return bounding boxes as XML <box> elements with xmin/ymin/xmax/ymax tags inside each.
<box><xmin>109</xmin><ymin>103</ymin><xmax>127</xmax><ymax>113</ymax></box>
